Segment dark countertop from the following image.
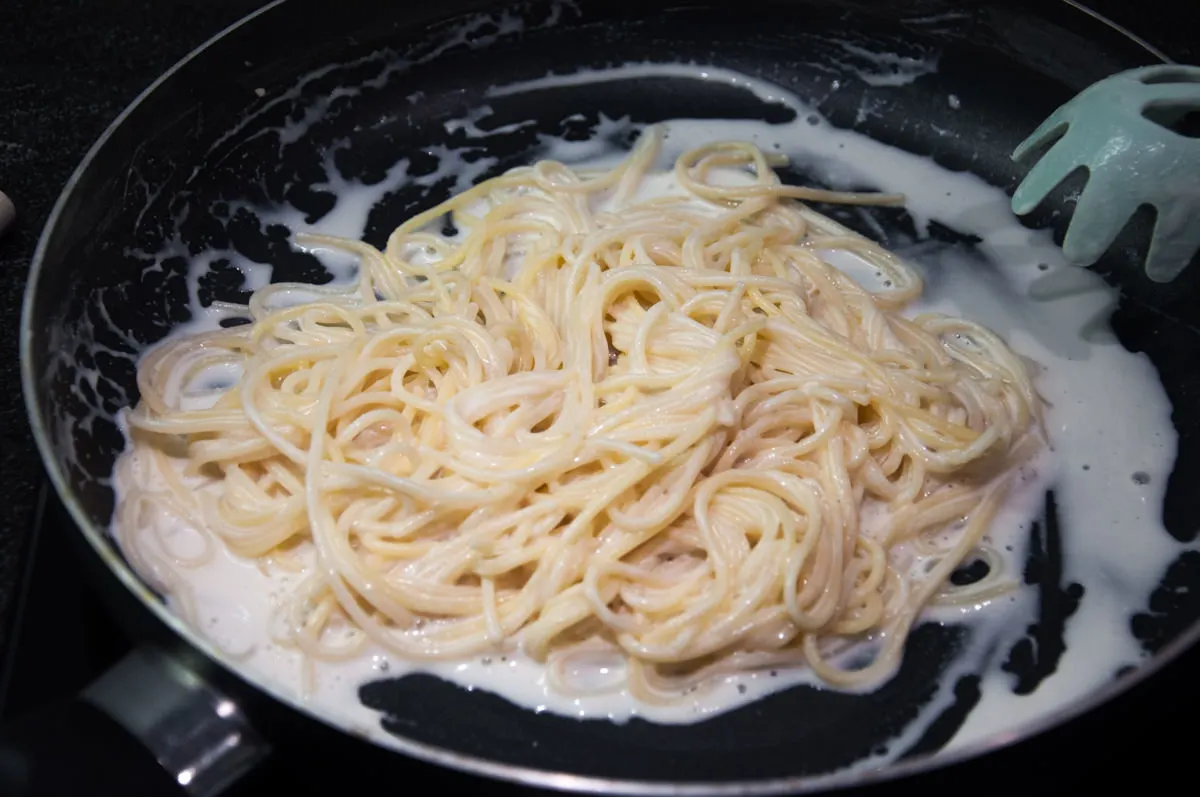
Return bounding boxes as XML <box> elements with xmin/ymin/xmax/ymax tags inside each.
<box><xmin>0</xmin><ymin>0</ymin><xmax>1194</xmax><ymax>669</ymax></box>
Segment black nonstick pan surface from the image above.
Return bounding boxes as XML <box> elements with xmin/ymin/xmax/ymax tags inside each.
<box><xmin>11</xmin><ymin>0</ymin><xmax>1200</xmax><ymax>794</ymax></box>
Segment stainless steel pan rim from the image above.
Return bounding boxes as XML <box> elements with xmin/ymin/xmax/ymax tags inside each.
<box><xmin>18</xmin><ymin>0</ymin><xmax>1199</xmax><ymax>793</ymax></box>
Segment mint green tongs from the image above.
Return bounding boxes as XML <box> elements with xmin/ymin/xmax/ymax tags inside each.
<box><xmin>1011</xmin><ymin>65</ymin><xmax>1200</xmax><ymax>282</ymax></box>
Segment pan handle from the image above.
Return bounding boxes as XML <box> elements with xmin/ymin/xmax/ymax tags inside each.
<box><xmin>0</xmin><ymin>646</ymin><xmax>268</xmax><ymax>797</ymax></box>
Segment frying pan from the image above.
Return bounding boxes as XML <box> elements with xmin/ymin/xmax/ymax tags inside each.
<box><xmin>8</xmin><ymin>0</ymin><xmax>1200</xmax><ymax>794</ymax></box>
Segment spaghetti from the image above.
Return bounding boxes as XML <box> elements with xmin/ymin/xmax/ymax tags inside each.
<box><xmin>113</xmin><ymin>128</ymin><xmax>1042</xmax><ymax>701</ymax></box>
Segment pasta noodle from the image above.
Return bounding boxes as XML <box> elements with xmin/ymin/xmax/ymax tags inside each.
<box><xmin>113</xmin><ymin>128</ymin><xmax>1042</xmax><ymax>701</ymax></box>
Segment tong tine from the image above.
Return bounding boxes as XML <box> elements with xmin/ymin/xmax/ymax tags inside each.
<box><xmin>1011</xmin><ymin>103</ymin><xmax>1074</xmax><ymax>165</ymax></box>
<box><xmin>1146</xmin><ymin>199</ymin><xmax>1200</xmax><ymax>282</ymax></box>
<box><xmin>1010</xmin><ymin>120</ymin><xmax>1079</xmax><ymax>216</ymax></box>
<box><xmin>1061</xmin><ymin>172</ymin><xmax>1142</xmax><ymax>266</ymax></box>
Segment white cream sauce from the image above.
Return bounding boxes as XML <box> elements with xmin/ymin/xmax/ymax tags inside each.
<box><xmin>112</xmin><ymin>61</ymin><xmax>1190</xmax><ymax>769</ymax></box>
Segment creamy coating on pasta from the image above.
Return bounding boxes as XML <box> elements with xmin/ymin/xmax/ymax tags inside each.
<box><xmin>114</xmin><ymin>128</ymin><xmax>1042</xmax><ymax>703</ymax></box>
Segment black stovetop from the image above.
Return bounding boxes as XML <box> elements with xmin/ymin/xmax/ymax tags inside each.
<box><xmin>1</xmin><ymin>1</ymin><xmax>1198</xmax><ymax>795</ymax></box>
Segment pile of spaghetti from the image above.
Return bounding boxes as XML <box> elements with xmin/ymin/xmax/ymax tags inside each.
<box><xmin>115</xmin><ymin>129</ymin><xmax>1042</xmax><ymax>700</ymax></box>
